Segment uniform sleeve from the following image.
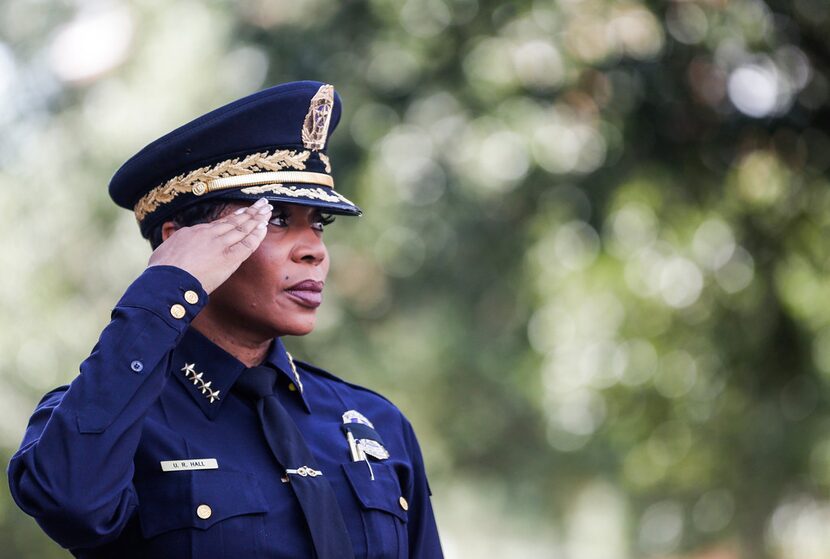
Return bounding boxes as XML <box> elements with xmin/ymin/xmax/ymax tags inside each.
<box><xmin>401</xmin><ymin>418</ymin><xmax>444</xmax><ymax>559</ymax></box>
<box><xmin>6</xmin><ymin>265</ymin><xmax>207</xmax><ymax>550</ymax></box>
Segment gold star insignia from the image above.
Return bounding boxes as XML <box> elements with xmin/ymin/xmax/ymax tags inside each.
<box><xmin>208</xmin><ymin>389</ymin><xmax>221</xmax><ymax>403</ymax></box>
<box><xmin>200</xmin><ymin>381</ymin><xmax>212</xmax><ymax>394</ymax></box>
<box><xmin>181</xmin><ymin>363</ymin><xmax>196</xmax><ymax>376</ymax></box>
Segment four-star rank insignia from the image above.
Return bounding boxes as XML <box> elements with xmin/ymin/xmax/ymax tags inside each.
<box><xmin>181</xmin><ymin>363</ymin><xmax>221</xmax><ymax>404</ymax></box>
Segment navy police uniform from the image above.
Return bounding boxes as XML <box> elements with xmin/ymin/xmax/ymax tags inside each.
<box><xmin>7</xmin><ymin>82</ymin><xmax>443</xmax><ymax>558</ymax></box>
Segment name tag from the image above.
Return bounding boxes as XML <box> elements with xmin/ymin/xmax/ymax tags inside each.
<box><xmin>160</xmin><ymin>458</ymin><xmax>219</xmax><ymax>472</ymax></box>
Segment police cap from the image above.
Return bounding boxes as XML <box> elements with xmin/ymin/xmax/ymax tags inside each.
<box><xmin>109</xmin><ymin>81</ymin><xmax>362</xmax><ymax>238</ymax></box>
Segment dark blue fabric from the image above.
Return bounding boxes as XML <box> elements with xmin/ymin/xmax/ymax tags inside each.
<box><xmin>235</xmin><ymin>365</ymin><xmax>355</xmax><ymax>559</ymax></box>
<box><xmin>7</xmin><ymin>267</ymin><xmax>443</xmax><ymax>559</ymax></box>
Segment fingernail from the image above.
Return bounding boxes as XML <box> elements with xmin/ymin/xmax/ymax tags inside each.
<box><xmin>254</xmin><ymin>198</ymin><xmax>267</xmax><ymax>207</ymax></box>
<box><xmin>257</xmin><ymin>222</ymin><xmax>267</xmax><ymax>229</ymax></box>
<box><xmin>234</xmin><ymin>208</ymin><xmax>245</xmax><ymax>215</ymax></box>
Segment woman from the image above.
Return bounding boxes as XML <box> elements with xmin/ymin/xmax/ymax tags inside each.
<box><xmin>7</xmin><ymin>81</ymin><xmax>443</xmax><ymax>558</ymax></box>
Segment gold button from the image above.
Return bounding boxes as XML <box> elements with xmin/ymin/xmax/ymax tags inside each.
<box><xmin>196</xmin><ymin>504</ymin><xmax>212</xmax><ymax>519</ymax></box>
<box><xmin>399</xmin><ymin>496</ymin><xmax>409</xmax><ymax>511</ymax></box>
<box><xmin>288</xmin><ymin>383</ymin><xmax>297</xmax><ymax>392</ymax></box>
<box><xmin>170</xmin><ymin>304</ymin><xmax>186</xmax><ymax>319</ymax></box>
<box><xmin>184</xmin><ymin>290</ymin><xmax>199</xmax><ymax>305</ymax></box>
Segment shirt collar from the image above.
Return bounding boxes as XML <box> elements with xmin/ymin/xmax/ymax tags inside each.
<box><xmin>171</xmin><ymin>328</ymin><xmax>312</xmax><ymax>419</ymax></box>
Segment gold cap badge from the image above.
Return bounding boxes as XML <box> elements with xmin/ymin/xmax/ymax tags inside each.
<box><xmin>302</xmin><ymin>84</ymin><xmax>335</xmax><ymax>151</ymax></box>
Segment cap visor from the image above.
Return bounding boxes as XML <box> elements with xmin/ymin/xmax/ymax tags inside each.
<box><xmin>218</xmin><ymin>183</ymin><xmax>362</xmax><ymax>216</ymax></box>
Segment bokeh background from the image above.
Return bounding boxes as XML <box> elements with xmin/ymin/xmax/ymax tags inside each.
<box><xmin>1</xmin><ymin>0</ymin><xmax>830</xmax><ymax>557</ymax></box>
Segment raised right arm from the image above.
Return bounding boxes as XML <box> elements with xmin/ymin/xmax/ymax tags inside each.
<box><xmin>7</xmin><ymin>198</ymin><xmax>272</xmax><ymax>549</ymax></box>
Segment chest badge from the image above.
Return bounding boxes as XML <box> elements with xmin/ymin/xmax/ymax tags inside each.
<box><xmin>342</xmin><ymin>409</ymin><xmax>373</xmax><ymax>428</ymax></box>
<box><xmin>341</xmin><ymin>410</ymin><xmax>390</xmax><ymax>461</ymax></box>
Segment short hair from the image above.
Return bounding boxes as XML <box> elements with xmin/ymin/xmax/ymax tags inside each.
<box><xmin>147</xmin><ymin>201</ymin><xmax>230</xmax><ymax>250</ymax></box>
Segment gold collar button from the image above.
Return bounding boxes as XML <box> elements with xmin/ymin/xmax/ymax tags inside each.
<box><xmin>184</xmin><ymin>290</ymin><xmax>199</xmax><ymax>305</ymax></box>
<box><xmin>170</xmin><ymin>304</ymin><xmax>186</xmax><ymax>319</ymax></box>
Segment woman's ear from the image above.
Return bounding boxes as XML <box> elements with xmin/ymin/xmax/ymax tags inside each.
<box><xmin>160</xmin><ymin>221</ymin><xmax>178</xmax><ymax>243</ymax></box>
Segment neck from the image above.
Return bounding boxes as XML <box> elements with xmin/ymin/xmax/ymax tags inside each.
<box><xmin>191</xmin><ymin>311</ymin><xmax>272</xmax><ymax>368</ymax></box>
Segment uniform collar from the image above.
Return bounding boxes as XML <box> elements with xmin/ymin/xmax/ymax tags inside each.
<box><xmin>171</xmin><ymin>328</ymin><xmax>312</xmax><ymax>419</ymax></box>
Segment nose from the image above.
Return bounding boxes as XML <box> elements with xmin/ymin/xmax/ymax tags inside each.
<box><xmin>290</xmin><ymin>227</ymin><xmax>327</xmax><ymax>265</ymax></box>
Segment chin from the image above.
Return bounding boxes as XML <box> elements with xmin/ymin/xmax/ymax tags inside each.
<box><xmin>274</xmin><ymin>316</ymin><xmax>317</xmax><ymax>337</ymax></box>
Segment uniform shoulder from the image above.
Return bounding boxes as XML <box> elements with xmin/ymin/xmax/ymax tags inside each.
<box><xmin>294</xmin><ymin>359</ymin><xmax>401</xmax><ymax>411</ymax></box>
<box><xmin>39</xmin><ymin>385</ymin><xmax>70</xmax><ymax>408</ymax></box>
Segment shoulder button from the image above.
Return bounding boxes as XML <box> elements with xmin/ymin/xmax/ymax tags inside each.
<box><xmin>196</xmin><ymin>504</ymin><xmax>212</xmax><ymax>519</ymax></box>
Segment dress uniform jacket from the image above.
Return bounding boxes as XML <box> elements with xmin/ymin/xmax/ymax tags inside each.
<box><xmin>8</xmin><ymin>265</ymin><xmax>443</xmax><ymax>558</ymax></box>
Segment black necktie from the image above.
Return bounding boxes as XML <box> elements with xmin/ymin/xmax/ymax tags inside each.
<box><xmin>234</xmin><ymin>365</ymin><xmax>355</xmax><ymax>559</ymax></box>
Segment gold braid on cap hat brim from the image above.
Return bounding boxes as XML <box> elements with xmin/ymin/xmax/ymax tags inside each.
<box><xmin>133</xmin><ymin>149</ymin><xmax>343</xmax><ymax>221</ymax></box>
<box><xmin>134</xmin><ymin>84</ymin><xmax>341</xmax><ymax>222</ymax></box>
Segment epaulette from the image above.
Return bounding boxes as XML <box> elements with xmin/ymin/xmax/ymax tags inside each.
<box><xmin>293</xmin><ymin>359</ymin><xmax>399</xmax><ymax>408</ymax></box>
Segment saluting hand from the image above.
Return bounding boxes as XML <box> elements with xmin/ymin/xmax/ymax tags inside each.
<box><xmin>147</xmin><ymin>197</ymin><xmax>273</xmax><ymax>294</ymax></box>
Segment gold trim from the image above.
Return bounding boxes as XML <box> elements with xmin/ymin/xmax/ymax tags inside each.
<box><xmin>207</xmin><ymin>171</ymin><xmax>334</xmax><ymax>193</ymax></box>
<box><xmin>133</xmin><ymin>149</ymin><xmax>310</xmax><ymax>221</ymax></box>
<box><xmin>319</xmin><ymin>153</ymin><xmax>332</xmax><ymax>174</ymax></box>
<box><xmin>240</xmin><ymin>184</ymin><xmax>353</xmax><ymax>205</ymax></box>
<box><xmin>302</xmin><ymin>84</ymin><xmax>334</xmax><ymax>151</ymax></box>
<box><xmin>286</xmin><ymin>352</ymin><xmax>304</xmax><ymax>393</ymax></box>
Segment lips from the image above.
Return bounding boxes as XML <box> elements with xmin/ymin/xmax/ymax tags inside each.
<box><xmin>284</xmin><ymin>280</ymin><xmax>324</xmax><ymax>308</ymax></box>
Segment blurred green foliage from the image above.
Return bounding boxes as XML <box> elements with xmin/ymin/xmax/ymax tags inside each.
<box><xmin>1</xmin><ymin>0</ymin><xmax>830</xmax><ymax>557</ymax></box>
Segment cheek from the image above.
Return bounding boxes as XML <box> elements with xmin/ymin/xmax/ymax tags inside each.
<box><xmin>321</xmin><ymin>255</ymin><xmax>331</xmax><ymax>280</ymax></box>
<box><xmin>228</xmin><ymin>255</ymin><xmax>273</xmax><ymax>299</ymax></box>
<box><xmin>239</xmin><ymin>247</ymin><xmax>292</xmax><ymax>298</ymax></box>
<box><xmin>243</xmin><ymin>243</ymin><xmax>283</xmax><ymax>276</ymax></box>
<box><xmin>320</xmin><ymin>245</ymin><xmax>331</xmax><ymax>276</ymax></box>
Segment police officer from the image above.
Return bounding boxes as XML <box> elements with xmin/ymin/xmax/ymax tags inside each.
<box><xmin>7</xmin><ymin>81</ymin><xmax>443</xmax><ymax>559</ymax></box>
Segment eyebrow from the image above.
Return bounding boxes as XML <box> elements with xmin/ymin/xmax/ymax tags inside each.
<box><xmin>270</xmin><ymin>205</ymin><xmax>324</xmax><ymax>219</ymax></box>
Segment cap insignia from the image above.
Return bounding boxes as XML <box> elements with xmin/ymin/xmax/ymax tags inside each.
<box><xmin>302</xmin><ymin>84</ymin><xmax>334</xmax><ymax>152</ymax></box>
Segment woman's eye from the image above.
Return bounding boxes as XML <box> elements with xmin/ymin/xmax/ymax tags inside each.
<box><xmin>269</xmin><ymin>214</ymin><xmax>289</xmax><ymax>227</ymax></box>
<box><xmin>312</xmin><ymin>214</ymin><xmax>335</xmax><ymax>232</ymax></box>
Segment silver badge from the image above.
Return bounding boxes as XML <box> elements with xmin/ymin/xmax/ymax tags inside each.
<box><xmin>342</xmin><ymin>409</ymin><xmax>374</xmax><ymax>428</ymax></box>
<box><xmin>357</xmin><ymin>439</ymin><xmax>390</xmax><ymax>460</ymax></box>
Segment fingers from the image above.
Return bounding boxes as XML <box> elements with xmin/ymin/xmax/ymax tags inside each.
<box><xmin>211</xmin><ymin>198</ymin><xmax>272</xmax><ymax>236</ymax></box>
<box><xmin>226</xmin><ymin>218</ymin><xmax>268</xmax><ymax>255</ymax></box>
<box><xmin>212</xmin><ymin>198</ymin><xmax>271</xmax><ymax>259</ymax></box>
<box><xmin>146</xmin><ymin>198</ymin><xmax>274</xmax><ymax>293</ymax></box>
<box><xmin>222</xmin><ymin>215</ymin><xmax>268</xmax><ymax>250</ymax></box>
<box><xmin>217</xmin><ymin>202</ymin><xmax>271</xmax><ymax>245</ymax></box>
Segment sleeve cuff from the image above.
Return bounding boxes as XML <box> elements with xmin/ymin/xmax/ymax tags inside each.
<box><xmin>116</xmin><ymin>266</ymin><xmax>208</xmax><ymax>331</ymax></box>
